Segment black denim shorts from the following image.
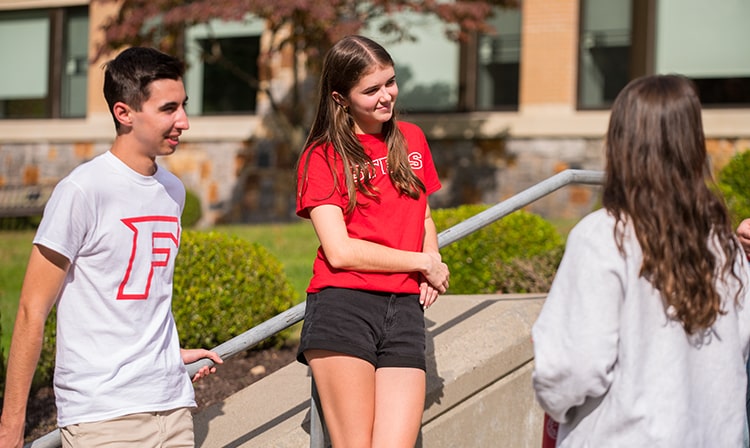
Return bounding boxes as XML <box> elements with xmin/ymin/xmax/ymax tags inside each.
<box><xmin>296</xmin><ymin>287</ymin><xmax>426</xmax><ymax>371</ymax></box>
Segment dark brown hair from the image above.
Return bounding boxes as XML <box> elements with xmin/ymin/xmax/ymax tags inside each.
<box><xmin>603</xmin><ymin>74</ymin><xmax>743</xmax><ymax>334</ymax></box>
<box><xmin>297</xmin><ymin>35</ymin><xmax>425</xmax><ymax>214</ymax></box>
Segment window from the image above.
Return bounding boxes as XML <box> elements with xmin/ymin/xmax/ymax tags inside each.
<box><xmin>365</xmin><ymin>7</ymin><xmax>521</xmax><ymax>113</ymax></box>
<box><xmin>476</xmin><ymin>7</ymin><xmax>521</xmax><ymax>110</ymax></box>
<box><xmin>0</xmin><ymin>7</ymin><xmax>88</xmax><ymax>119</ymax></box>
<box><xmin>577</xmin><ymin>0</ymin><xmax>632</xmax><ymax>109</ymax></box>
<box><xmin>654</xmin><ymin>0</ymin><xmax>750</xmax><ymax>106</ymax></box>
<box><xmin>366</xmin><ymin>13</ymin><xmax>460</xmax><ymax>113</ymax></box>
<box><xmin>61</xmin><ymin>8</ymin><xmax>88</xmax><ymax>117</ymax></box>
<box><xmin>184</xmin><ymin>18</ymin><xmax>263</xmax><ymax>115</ymax></box>
<box><xmin>579</xmin><ymin>0</ymin><xmax>750</xmax><ymax>109</ymax></box>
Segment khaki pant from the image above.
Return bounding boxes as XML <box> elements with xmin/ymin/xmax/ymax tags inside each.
<box><xmin>60</xmin><ymin>407</ymin><xmax>194</xmax><ymax>448</ymax></box>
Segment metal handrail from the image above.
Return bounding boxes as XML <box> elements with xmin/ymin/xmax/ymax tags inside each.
<box><xmin>24</xmin><ymin>169</ymin><xmax>604</xmax><ymax>448</ymax></box>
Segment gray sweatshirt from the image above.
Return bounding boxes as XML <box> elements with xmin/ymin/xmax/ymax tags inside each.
<box><xmin>532</xmin><ymin>209</ymin><xmax>750</xmax><ymax>447</ymax></box>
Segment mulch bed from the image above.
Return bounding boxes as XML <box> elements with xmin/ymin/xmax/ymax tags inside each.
<box><xmin>23</xmin><ymin>343</ymin><xmax>299</xmax><ymax>444</ymax></box>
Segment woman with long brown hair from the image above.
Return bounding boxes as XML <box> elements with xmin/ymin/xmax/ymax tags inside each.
<box><xmin>532</xmin><ymin>74</ymin><xmax>750</xmax><ymax>446</ymax></box>
<box><xmin>295</xmin><ymin>35</ymin><xmax>450</xmax><ymax>447</ymax></box>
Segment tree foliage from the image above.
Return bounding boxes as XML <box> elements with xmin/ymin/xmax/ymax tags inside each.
<box><xmin>94</xmin><ymin>0</ymin><xmax>519</xmax><ymax>131</ymax></box>
<box><xmin>96</xmin><ymin>0</ymin><xmax>519</xmax><ymax>56</ymax></box>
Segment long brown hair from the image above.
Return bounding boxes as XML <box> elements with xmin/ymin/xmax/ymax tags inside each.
<box><xmin>297</xmin><ymin>35</ymin><xmax>425</xmax><ymax>214</ymax></box>
<box><xmin>603</xmin><ymin>74</ymin><xmax>743</xmax><ymax>334</ymax></box>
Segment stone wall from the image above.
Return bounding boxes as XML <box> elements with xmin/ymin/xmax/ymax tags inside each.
<box><xmin>2</xmin><ymin>136</ymin><xmax>747</xmax><ymax>226</ymax></box>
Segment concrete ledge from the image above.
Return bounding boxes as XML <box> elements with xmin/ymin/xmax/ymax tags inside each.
<box><xmin>422</xmin><ymin>362</ymin><xmax>540</xmax><ymax>447</ymax></box>
<box><xmin>193</xmin><ymin>294</ymin><xmax>546</xmax><ymax>447</ymax></box>
<box><xmin>421</xmin><ymin>294</ymin><xmax>545</xmax><ymax>447</ymax></box>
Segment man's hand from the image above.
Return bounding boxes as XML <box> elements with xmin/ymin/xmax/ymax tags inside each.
<box><xmin>0</xmin><ymin>419</ymin><xmax>25</xmax><ymax>448</ymax></box>
<box><xmin>181</xmin><ymin>349</ymin><xmax>223</xmax><ymax>382</ymax></box>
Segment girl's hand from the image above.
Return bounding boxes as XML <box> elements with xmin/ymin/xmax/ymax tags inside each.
<box><xmin>419</xmin><ymin>281</ymin><xmax>441</xmax><ymax>310</ymax></box>
<box><xmin>423</xmin><ymin>253</ymin><xmax>450</xmax><ymax>294</ymax></box>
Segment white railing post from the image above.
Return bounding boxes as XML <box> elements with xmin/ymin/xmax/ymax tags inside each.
<box><xmin>309</xmin><ymin>379</ymin><xmax>329</xmax><ymax>448</ymax></box>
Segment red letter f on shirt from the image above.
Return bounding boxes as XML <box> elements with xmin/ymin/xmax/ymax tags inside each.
<box><xmin>117</xmin><ymin>216</ymin><xmax>181</xmax><ymax>300</ymax></box>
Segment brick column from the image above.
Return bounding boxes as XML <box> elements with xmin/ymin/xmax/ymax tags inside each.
<box><xmin>86</xmin><ymin>0</ymin><xmax>120</xmax><ymax>121</ymax></box>
<box><xmin>519</xmin><ymin>0</ymin><xmax>580</xmax><ymax>110</ymax></box>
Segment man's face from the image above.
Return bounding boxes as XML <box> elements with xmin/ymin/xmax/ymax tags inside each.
<box><xmin>129</xmin><ymin>78</ymin><xmax>190</xmax><ymax>157</ymax></box>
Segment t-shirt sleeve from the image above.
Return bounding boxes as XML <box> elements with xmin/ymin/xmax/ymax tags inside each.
<box><xmin>420</xmin><ymin>139</ymin><xmax>441</xmax><ymax>196</ymax></box>
<box><xmin>401</xmin><ymin>122</ymin><xmax>441</xmax><ymax>195</ymax></box>
<box><xmin>296</xmin><ymin>145</ymin><xmax>347</xmax><ymax>219</ymax></box>
<box><xmin>33</xmin><ymin>179</ymin><xmax>93</xmax><ymax>263</ymax></box>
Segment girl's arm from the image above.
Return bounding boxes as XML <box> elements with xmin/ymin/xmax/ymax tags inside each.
<box><xmin>419</xmin><ymin>204</ymin><xmax>446</xmax><ymax>308</ymax></box>
<box><xmin>309</xmin><ymin>204</ymin><xmax>449</xmax><ymax>293</ymax></box>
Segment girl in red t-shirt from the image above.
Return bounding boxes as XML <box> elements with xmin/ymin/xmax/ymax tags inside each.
<box><xmin>295</xmin><ymin>35</ymin><xmax>450</xmax><ymax>447</ymax></box>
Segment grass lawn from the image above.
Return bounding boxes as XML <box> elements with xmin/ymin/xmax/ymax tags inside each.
<box><xmin>0</xmin><ymin>230</ymin><xmax>35</xmax><ymax>351</ymax></box>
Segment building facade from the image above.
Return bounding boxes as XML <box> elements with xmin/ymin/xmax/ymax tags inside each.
<box><xmin>1</xmin><ymin>0</ymin><xmax>749</xmax><ymax>225</ymax></box>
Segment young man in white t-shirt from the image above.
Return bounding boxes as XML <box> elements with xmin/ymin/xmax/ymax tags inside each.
<box><xmin>0</xmin><ymin>47</ymin><xmax>222</xmax><ymax>448</ymax></box>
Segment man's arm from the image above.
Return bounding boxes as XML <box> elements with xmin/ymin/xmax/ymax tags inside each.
<box><xmin>0</xmin><ymin>245</ymin><xmax>69</xmax><ymax>448</ymax></box>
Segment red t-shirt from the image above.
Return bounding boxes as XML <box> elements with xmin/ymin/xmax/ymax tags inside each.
<box><xmin>296</xmin><ymin>121</ymin><xmax>441</xmax><ymax>294</ymax></box>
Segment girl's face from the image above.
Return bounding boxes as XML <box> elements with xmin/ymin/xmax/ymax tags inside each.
<box><xmin>336</xmin><ymin>64</ymin><xmax>398</xmax><ymax>135</ymax></box>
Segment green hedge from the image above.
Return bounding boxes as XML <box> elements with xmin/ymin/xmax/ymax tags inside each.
<box><xmin>717</xmin><ymin>149</ymin><xmax>750</xmax><ymax>228</ymax></box>
<box><xmin>433</xmin><ymin>205</ymin><xmax>565</xmax><ymax>294</ymax></box>
<box><xmin>181</xmin><ymin>189</ymin><xmax>203</xmax><ymax>229</ymax></box>
<box><xmin>34</xmin><ymin>312</ymin><xmax>56</xmax><ymax>392</ymax></box>
<box><xmin>0</xmin><ymin>216</ymin><xmax>41</xmax><ymax>231</ymax></box>
<box><xmin>172</xmin><ymin>230</ymin><xmax>297</xmax><ymax>349</ymax></box>
<box><xmin>0</xmin><ymin>309</ymin><xmax>57</xmax><ymax>399</ymax></box>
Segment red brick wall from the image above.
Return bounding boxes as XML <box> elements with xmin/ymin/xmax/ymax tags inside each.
<box><xmin>519</xmin><ymin>0</ymin><xmax>580</xmax><ymax>107</ymax></box>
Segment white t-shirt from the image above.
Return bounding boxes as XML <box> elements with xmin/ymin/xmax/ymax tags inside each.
<box><xmin>532</xmin><ymin>209</ymin><xmax>750</xmax><ymax>447</ymax></box>
<box><xmin>34</xmin><ymin>151</ymin><xmax>195</xmax><ymax>427</ymax></box>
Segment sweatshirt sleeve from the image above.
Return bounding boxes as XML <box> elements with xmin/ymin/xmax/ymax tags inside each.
<box><xmin>531</xmin><ymin>212</ymin><xmax>624</xmax><ymax>424</ymax></box>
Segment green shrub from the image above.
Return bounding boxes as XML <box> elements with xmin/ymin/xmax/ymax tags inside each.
<box><xmin>0</xmin><ymin>315</ymin><xmax>3</xmax><ymax>400</ymax></box>
<box><xmin>717</xmin><ymin>150</ymin><xmax>750</xmax><ymax>228</ymax></box>
<box><xmin>433</xmin><ymin>205</ymin><xmax>565</xmax><ymax>294</ymax></box>
<box><xmin>0</xmin><ymin>309</ymin><xmax>57</xmax><ymax>397</ymax></box>
<box><xmin>32</xmin><ymin>311</ymin><xmax>56</xmax><ymax>391</ymax></box>
<box><xmin>172</xmin><ymin>230</ymin><xmax>297</xmax><ymax>349</ymax></box>
<box><xmin>181</xmin><ymin>190</ymin><xmax>203</xmax><ymax>229</ymax></box>
<box><xmin>491</xmin><ymin>246</ymin><xmax>564</xmax><ymax>293</ymax></box>
<box><xmin>0</xmin><ymin>216</ymin><xmax>41</xmax><ymax>230</ymax></box>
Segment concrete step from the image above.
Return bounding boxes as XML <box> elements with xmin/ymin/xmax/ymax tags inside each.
<box><xmin>193</xmin><ymin>293</ymin><xmax>547</xmax><ymax>447</ymax></box>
